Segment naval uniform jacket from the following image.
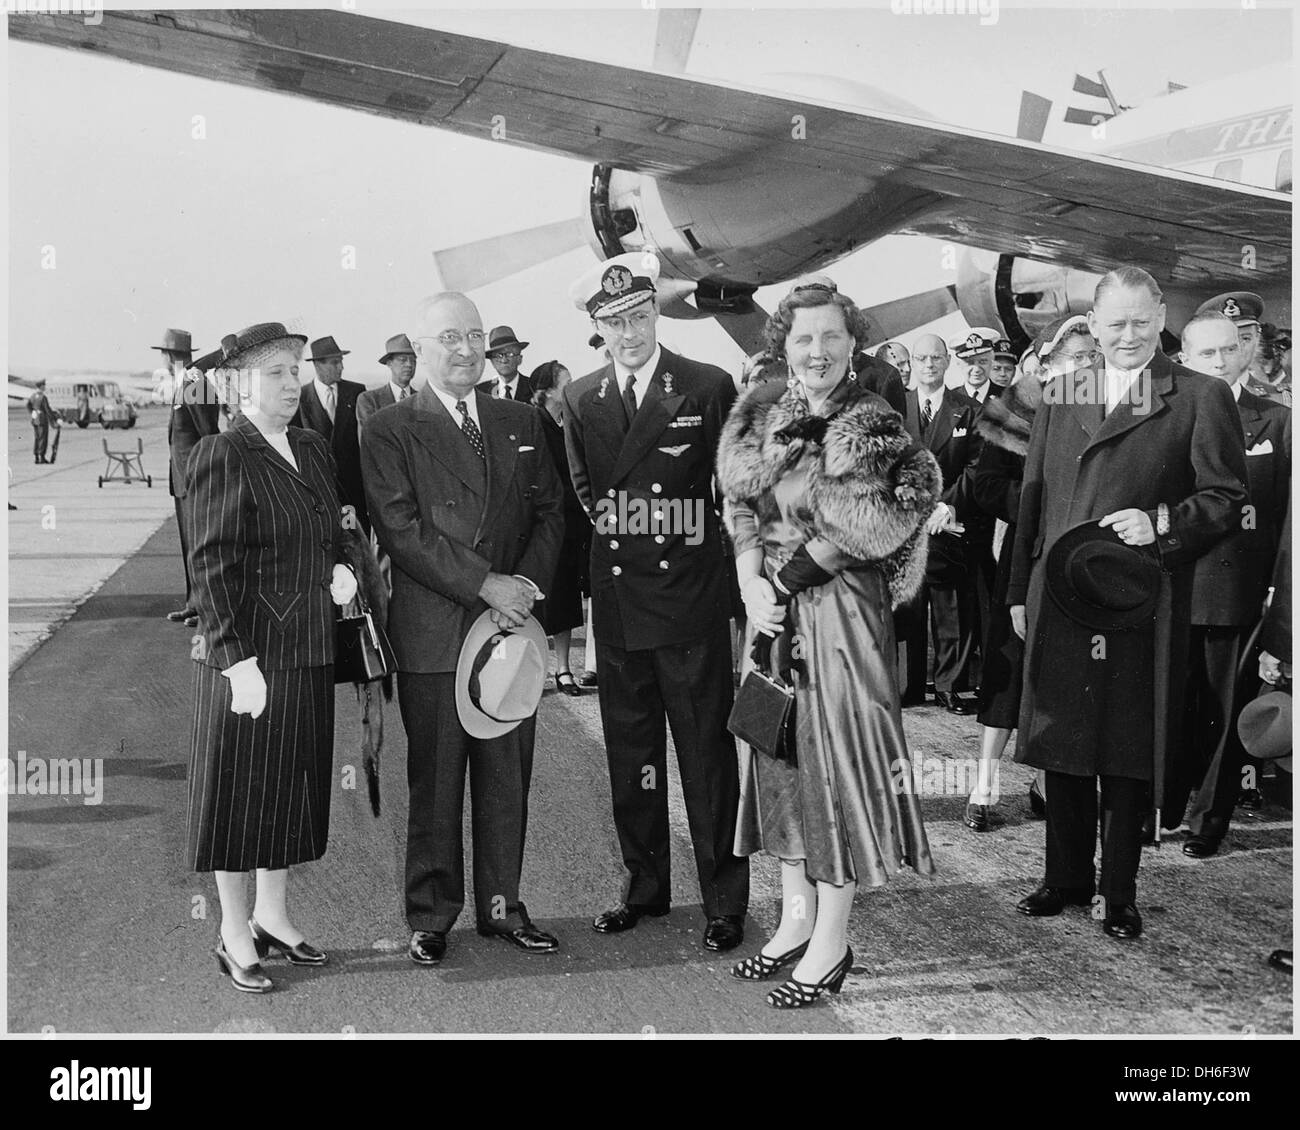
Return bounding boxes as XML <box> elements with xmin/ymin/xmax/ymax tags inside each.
<box><xmin>1007</xmin><ymin>351</ymin><xmax>1249</xmax><ymax>782</ymax></box>
<box><xmin>563</xmin><ymin>347</ymin><xmax>737</xmax><ymax>651</ymax></box>
<box><xmin>292</xmin><ymin>379</ymin><xmax>369</xmax><ymax>531</ymax></box>
<box><xmin>1189</xmin><ymin>386</ymin><xmax>1290</xmax><ymax>626</ymax></box>
<box><xmin>185</xmin><ymin>414</ymin><xmax>345</xmax><ymax>672</ymax></box>
<box><xmin>360</xmin><ymin>387</ymin><xmax>564</xmax><ymax>673</ymax></box>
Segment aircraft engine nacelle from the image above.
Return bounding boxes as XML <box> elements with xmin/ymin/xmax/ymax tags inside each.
<box><xmin>956</xmin><ymin>250</ymin><xmax>1101</xmax><ymax>356</ymax></box>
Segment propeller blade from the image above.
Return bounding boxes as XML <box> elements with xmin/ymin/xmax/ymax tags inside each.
<box><xmin>713</xmin><ymin>305</ymin><xmax>772</xmax><ymax>356</ymax></box>
<box><xmin>1017</xmin><ymin>90</ymin><xmax>1052</xmax><ymax>142</ymax></box>
<box><xmin>431</xmin><ymin>217</ymin><xmax>587</xmax><ymax>291</ymax></box>
<box><xmin>860</xmin><ymin>285</ymin><xmax>959</xmax><ymax>344</ymax></box>
<box><xmin>653</xmin><ymin>9</ymin><xmax>701</xmax><ymax>73</ymax></box>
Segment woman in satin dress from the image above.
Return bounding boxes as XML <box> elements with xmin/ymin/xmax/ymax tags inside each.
<box><xmin>716</xmin><ymin>278</ymin><xmax>941</xmax><ymax>1008</ymax></box>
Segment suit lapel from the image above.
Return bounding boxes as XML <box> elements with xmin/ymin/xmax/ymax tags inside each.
<box><xmin>1237</xmin><ymin>394</ymin><xmax>1264</xmax><ymax>446</ymax></box>
<box><xmin>407</xmin><ymin>388</ymin><xmax>487</xmax><ymax>497</ymax></box>
<box><xmin>927</xmin><ymin>391</ymin><xmax>957</xmax><ymax>452</ymax></box>
<box><xmin>475</xmin><ymin>393</ymin><xmax>519</xmax><ymax>543</ymax></box>
<box><xmin>299</xmin><ymin>382</ymin><xmax>333</xmax><ymax>439</ymax></box>
<box><xmin>233</xmin><ymin>415</ymin><xmax>318</xmax><ymax>494</ymax></box>
<box><xmin>608</xmin><ymin>352</ymin><xmax>685</xmax><ymax>488</ymax></box>
<box><xmin>587</xmin><ymin>362</ymin><xmax>630</xmax><ymax>454</ymax></box>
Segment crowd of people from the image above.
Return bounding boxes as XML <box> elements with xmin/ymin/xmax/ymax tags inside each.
<box><xmin>153</xmin><ymin>252</ymin><xmax>1292</xmax><ymax>1008</ymax></box>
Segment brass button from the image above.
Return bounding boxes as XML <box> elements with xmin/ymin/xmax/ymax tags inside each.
<box><xmin>609</xmin><ymin>539</ymin><xmax>620</xmax><ymax>550</ymax></box>
<box><xmin>612</xmin><ymin>565</ymin><xmax>623</xmax><ymax>577</ymax></box>
<box><xmin>607</xmin><ymin>488</ymin><xmax>616</xmax><ymax>498</ymax></box>
<box><xmin>658</xmin><ymin>560</ymin><xmax>669</xmax><ymax>570</ymax></box>
<box><xmin>651</xmin><ymin>482</ymin><xmax>662</xmax><ymax>492</ymax></box>
<box><xmin>654</xmin><ymin>535</ymin><xmax>665</xmax><ymax>544</ymax></box>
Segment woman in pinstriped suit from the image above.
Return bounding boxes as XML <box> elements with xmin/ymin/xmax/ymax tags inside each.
<box><xmin>185</xmin><ymin>323</ymin><xmax>359</xmax><ymax>994</ymax></box>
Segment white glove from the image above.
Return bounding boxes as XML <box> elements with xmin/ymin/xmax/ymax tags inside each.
<box><xmin>223</xmin><ymin>657</ymin><xmax>267</xmax><ymax>720</ymax></box>
<box><xmin>330</xmin><ymin>563</ymin><xmax>358</xmax><ymax>606</ymax></box>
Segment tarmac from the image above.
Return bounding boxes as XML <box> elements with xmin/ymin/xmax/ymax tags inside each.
<box><xmin>4</xmin><ymin>410</ymin><xmax>1294</xmax><ymax>1035</ymax></box>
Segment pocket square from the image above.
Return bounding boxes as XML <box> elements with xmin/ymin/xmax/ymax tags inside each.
<box><xmin>1247</xmin><ymin>439</ymin><xmax>1273</xmax><ymax>456</ymax></box>
<box><xmin>953</xmin><ymin>427</ymin><xmax>968</xmax><ymax>438</ymax></box>
<box><xmin>658</xmin><ymin>444</ymin><xmax>691</xmax><ymax>457</ymax></box>
<box><xmin>517</xmin><ymin>445</ymin><xmax>535</xmax><ymax>452</ymax></box>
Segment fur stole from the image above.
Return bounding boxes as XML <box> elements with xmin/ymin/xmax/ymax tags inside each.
<box><xmin>975</xmin><ymin>377</ymin><xmax>1043</xmax><ymax>457</ymax></box>
<box><xmin>717</xmin><ymin>380</ymin><xmax>942</xmax><ymax>607</ymax></box>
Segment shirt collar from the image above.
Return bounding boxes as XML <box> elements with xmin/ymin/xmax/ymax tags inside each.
<box><xmin>313</xmin><ymin>377</ymin><xmax>337</xmax><ymax>402</ymax></box>
<box><xmin>390</xmin><ymin>380</ymin><xmax>411</xmax><ymax>402</ymax></box>
<box><xmin>1231</xmin><ymin>379</ymin><xmax>1243</xmax><ymax>402</ymax></box>
<box><xmin>497</xmin><ymin>375</ymin><xmax>517</xmax><ymax>395</ymax></box>
<box><xmin>430</xmin><ymin>383</ymin><xmax>481</xmax><ymax>429</ymax></box>
<box><xmin>964</xmin><ymin>382</ymin><xmax>987</xmax><ymax>402</ymax></box>
<box><xmin>919</xmin><ymin>385</ymin><xmax>944</xmax><ymax>412</ymax></box>
<box><xmin>612</xmin><ymin>344</ymin><xmax>662</xmax><ymax>393</ymax></box>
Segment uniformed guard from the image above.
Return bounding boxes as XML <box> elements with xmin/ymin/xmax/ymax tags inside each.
<box><xmin>953</xmin><ymin>327</ymin><xmax>1000</xmax><ymax>406</ymax></box>
<box><xmin>1195</xmin><ymin>291</ymin><xmax>1289</xmax><ymax>405</ymax></box>
<box><xmin>991</xmin><ymin>336</ymin><xmax>1017</xmax><ymax>389</ymax></box>
<box><xmin>563</xmin><ymin>251</ymin><xmax>749</xmax><ymax>952</ymax></box>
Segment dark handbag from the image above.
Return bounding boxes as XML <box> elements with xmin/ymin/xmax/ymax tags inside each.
<box><xmin>728</xmin><ymin>631</ymin><xmax>797</xmax><ymax>764</ymax></box>
<box><xmin>334</xmin><ymin>591</ymin><xmax>396</xmax><ymax>685</ymax></box>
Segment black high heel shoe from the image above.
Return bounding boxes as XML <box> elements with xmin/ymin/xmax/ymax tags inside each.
<box><xmin>766</xmin><ymin>947</ymin><xmax>853</xmax><ymax>1009</ymax></box>
<box><xmin>555</xmin><ymin>671</ymin><xmax>581</xmax><ymax>697</ymax></box>
<box><xmin>214</xmin><ymin>940</ymin><xmax>273</xmax><ymax>993</ymax></box>
<box><xmin>249</xmin><ymin>917</ymin><xmax>329</xmax><ymax>966</ymax></box>
<box><xmin>731</xmin><ymin>939</ymin><xmax>809</xmax><ymax>981</ymax></box>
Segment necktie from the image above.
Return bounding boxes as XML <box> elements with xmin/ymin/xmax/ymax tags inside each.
<box><xmin>323</xmin><ymin>384</ymin><xmax>336</xmax><ymax>422</ymax></box>
<box><xmin>623</xmin><ymin>372</ymin><xmax>639</xmax><ymax>421</ymax></box>
<box><xmin>921</xmin><ymin>398</ymin><xmax>934</xmax><ymax>432</ymax></box>
<box><xmin>456</xmin><ymin>399</ymin><xmax>485</xmax><ymax>460</ymax></box>
<box><xmin>397</xmin><ymin>387</ymin><xmax>409</xmax><ymax>402</ymax></box>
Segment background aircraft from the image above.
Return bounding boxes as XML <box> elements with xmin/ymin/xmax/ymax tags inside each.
<box><xmin>8</xmin><ymin>7</ymin><xmax>1291</xmax><ymax>369</ymax></box>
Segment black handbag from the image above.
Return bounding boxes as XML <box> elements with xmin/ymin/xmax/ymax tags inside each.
<box><xmin>728</xmin><ymin>631</ymin><xmax>797</xmax><ymax>764</ymax></box>
<box><xmin>334</xmin><ymin>591</ymin><xmax>396</xmax><ymax>685</ymax></box>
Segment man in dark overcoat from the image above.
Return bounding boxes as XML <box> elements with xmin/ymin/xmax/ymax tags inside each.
<box><xmin>293</xmin><ymin>335</ymin><xmax>369</xmax><ymax>534</ymax></box>
<box><xmin>1008</xmin><ymin>266</ymin><xmax>1249</xmax><ymax>940</ymax></box>
<box><xmin>563</xmin><ymin>252</ymin><xmax>749</xmax><ymax>952</ymax></box>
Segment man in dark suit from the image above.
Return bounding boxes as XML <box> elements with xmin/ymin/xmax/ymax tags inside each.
<box><xmin>362</xmin><ymin>293</ymin><xmax>564</xmax><ymax>966</ymax></box>
<box><xmin>1177</xmin><ymin>310</ymin><xmax>1290</xmax><ymax>856</ymax></box>
<box><xmin>356</xmin><ymin>333</ymin><xmax>417</xmax><ymax>435</ymax></box>
<box><xmin>292</xmin><ymin>335</ymin><xmax>369</xmax><ymax>534</ymax></box>
<box><xmin>157</xmin><ymin>328</ymin><xmax>220</xmax><ymax>625</ymax></box>
<box><xmin>851</xmin><ymin>347</ymin><xmax>907</xmax><ymax>415</ymax></box>
<box><xmin>478</xmin><ymin>326</ymin><xmax>534</xmax><ymax>402</ymax></box>
<box><xmin>898</xmin><ymin>334</ymin><xmax>983</xmax><ymax>713</ymax></box>
<box><xmin>1009</xmin><ymin>266</ymin><xmax>1248</xmax><ymax>941</ymax></box>
<box><xmin>563</xmin><ymin>252</ymin><xmax>749</xmax><ymax>952</ymax></box>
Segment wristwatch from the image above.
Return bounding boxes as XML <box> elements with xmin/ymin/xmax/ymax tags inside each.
<box><xmin>1156</xmin><ymin>502</ymin><xmax>1170</xmax><ymax>537</ymax></box>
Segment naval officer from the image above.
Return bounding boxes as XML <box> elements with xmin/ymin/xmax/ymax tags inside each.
<box><xmin>563</xmin><ymin>252</ymin><xmax>750</xmax><ymax>951</ymax></box>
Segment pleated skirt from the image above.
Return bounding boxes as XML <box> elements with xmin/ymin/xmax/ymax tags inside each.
<box><xmin>186</xmin><ymin>662</ymin><xmax>334</xmax><ymax>872</ymax></box>
<box><xmin>735</xmin><ymin>567</ymin><xmax>936</xmax><ymax>888</ymax></box>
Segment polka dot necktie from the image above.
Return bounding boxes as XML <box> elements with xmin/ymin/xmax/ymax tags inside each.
<box><xmin>456</xmin><ymin>399</ymin><xmax>485</xmax><ymax>460</ymax></box>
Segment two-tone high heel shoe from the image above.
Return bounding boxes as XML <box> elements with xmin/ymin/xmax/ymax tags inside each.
<box><xmin>249</xmin><ymin>917</ymin><xmax>329</xmax><ymax>966</ymax></box>
<box><xmin>766</xmin><ymin>946</ymin><xmax>853</xmax><ymax>1009</ymax></box>
<box><xmin>214</xmin><ymin>940</ymin><xmax>273</xmax><ymax>994</ymax></box>
<box><xmin>731</xmin><ymin>939</ymin><xmax>810</xmax><ymax>981</ymax></box>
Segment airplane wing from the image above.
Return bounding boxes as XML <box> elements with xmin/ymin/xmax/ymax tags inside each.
<box><xmin>9</xmin><ymin>9</ymin><xmax>1289</xmax><ymax>289</ymax></box>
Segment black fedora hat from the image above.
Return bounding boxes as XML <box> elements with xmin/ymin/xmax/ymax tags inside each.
<box><xmin>219</xmin><ymin>322</ymin><xmax>309</xmax><ymax>368</ymax></box>
<box><xmin>485</xmin><ymin>325</ymin><xmax>530</xmax><ymax>356</ymax></box>
<box><xmin>305</xmin><ymin>335</ymin><xmax>350</xmax><ymax>361</ymax></box>
<box><xmin>1045</xmin><ymin>520</ymin><xmax>1162</xmax><ymax>631</ymax></box>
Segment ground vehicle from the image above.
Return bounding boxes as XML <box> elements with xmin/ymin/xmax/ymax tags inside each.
<box><xmin>98</xmin><ymin>397</ymin><xmax>138</xmax><ymax>429</ymax></box>
<box><xmin>43</xmin><ymin>379</ymin><xmax>121</xmax><ymax>427</ymax></box>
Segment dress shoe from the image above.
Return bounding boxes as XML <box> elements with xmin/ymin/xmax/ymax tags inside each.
<box><xmin>577</xmin><ymin>671</ymin><xmax>598</xmax><ymax>688</ymax></box>
<box><xmin>731</xmin><ymin>939</ymin><xmax>809</xmax><ymax>981</ymax></box>
<box><xmin>703</xmin><ymin>915</ymin><xmax>745</xmax><ymax>952</ymax></box>
<box><xmin>934</xmin><ymin>691</ymin><xmax>973</xmax><ymax>715</ymax></box>
<box><xmin>408</xmin><ymin>930</ymin><xmax>447</xmax><ymax>966</ymax></box>
<box><xmin>1016</xmin><ymin>884</ymin><xmax>1094</xmax><ymax>917</ymax></box>
<box><xmin>249</xmin><ymin>916</ymin><xmax>328</xmax><ymax>966</ymax></box>
<box><xmin>1182</xmin><ymin>832</ymin><xmax>1222</xmax><ymax>858</ymax></box>
<box><xmin>213</xmin><ymin>940</ymin><xmax>273</xmax><ymax>993</ymax></box>
<box><xmin>767</xmin><ymin>947</ymin><xmax>853</xmax><ymax>1009</ymax></box>
<box><xmin>591</xmin><ymin>903</ymin><xmax>669</xmax><ymax>933</ymax></box>
<box><xmin>1267</xmin><ymin>949</ymin><xmax>1293</xmax><ymax>974</ymax></box>
<box><xmin>1027</xmin><ymin>780</ymin><xmax>1046</xmax><ymax>819</ymax></box>
<box><xmin>1102</xmin><ymin>903</ymin><xmax>1143</xmax><ymax>939</ymax></box>
<box><xmin>964</xmin><ymin>801</ymin><xmax>1003</xmax><ymax>832</ymax></box>
<box><xmin>477</xmin><ymin>921</ymin><xmax>559</xmax><ymax>952</ymax></box>
<box><xmin>554</xmin><ymin>671</ymin><xmax>581</xmax><ymax>696</ymax></box>
<box><xmin>1237</xmin><ymin>787</ymin><xmax>1265</xmax><ymax>809</ymax></box>
<box><xmin>166</xmin><ymin>607</ymin><xmax>196</xmax><ymax>623</ymax></box>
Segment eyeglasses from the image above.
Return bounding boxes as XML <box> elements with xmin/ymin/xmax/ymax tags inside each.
<box><xmin>419</xmin><ymin>330</ymin><xmax>486</xmax><ymax>350</ymax></box>
<box><xmin>491</xmin><ymin>349</ymin><xmax>523</xmax><ymax>360</ymax></box>
<box><xmin>594</xmin><ymin>310</ymin><xmax>653</xmax><ymax>337</ymax></box>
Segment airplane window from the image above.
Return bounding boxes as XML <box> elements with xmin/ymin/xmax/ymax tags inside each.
<box><xmin>1212</xmin><ymin>158</ymin><xmax>1243</xmax><ymax>183</ymax></box>
<box><xmin>1277</xmin><ymin>149</ymin><xmax>1292</xmax><ymax>192</ymax></box>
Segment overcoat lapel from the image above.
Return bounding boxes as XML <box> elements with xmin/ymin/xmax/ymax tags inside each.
<box><xmin>476</xmin><ymin>393</ymin><xmax>519</xmax><ymax>543</ymax></box>
<box><xmin>1083</xmin><ymin>356</ymin><xmax>1173</xmax><ymax>456</ymax></box>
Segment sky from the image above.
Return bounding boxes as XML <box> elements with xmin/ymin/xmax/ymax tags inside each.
<box><xmin>6</xmin><ymin>1</ymin><xmax>1292</xmax><ymax>383</ymax></box>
